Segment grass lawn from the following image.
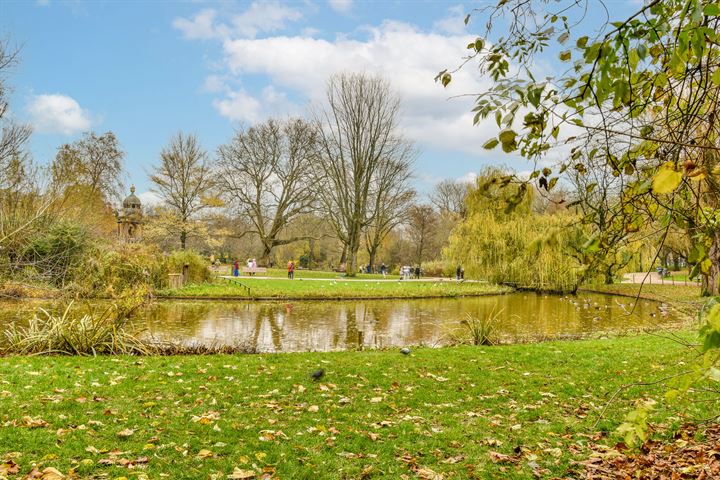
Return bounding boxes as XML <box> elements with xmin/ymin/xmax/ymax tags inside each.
<box><xmin>219</xmin><ymin>267</ymin><xmax>389</xmax><ymax>280</ymax></box>
<box><xmin>158</xmin><ymin>279</ymin><xmax>509</xmax><ymax>299</ymax></box>
<box><xmin>0</xmin><ymin>333</ymin><xmax>716</xmax><ymax>479</ymax></box>
<box><xmin>580</xmin><ymin>283</ymin><xmax>704</xmax><ymax>304</ymax></box>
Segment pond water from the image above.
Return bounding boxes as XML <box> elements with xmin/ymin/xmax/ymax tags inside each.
<box><xmin>0</xmin><ymin>293</ymin><xmax>685</xmax><ymax>353</ymax></box>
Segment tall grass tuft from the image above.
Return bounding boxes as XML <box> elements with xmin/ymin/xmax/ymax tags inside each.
<box><xmin>458</xmin><ymin>307</ymin><xmax>503</xmax><ymax>346</ymax></box>
<box><xmin>1</xmin><ymin>302</ymin><xmax>150</xmax><ymax>356</ymax></box>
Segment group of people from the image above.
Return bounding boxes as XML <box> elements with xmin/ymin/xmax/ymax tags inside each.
<box><xmin>456</xmin><ymin>264</ymin><xmax>465</xmax><ymax>280</ymax></box>
<box><xmin>399</xmin><ymin>265</ymin><xmax>422</xmax><ymax>280</ymax></box>
<box><xmin>232</xmin><ymin>258</ymin><xmax>257</xmax><ymax>277</ymax></box>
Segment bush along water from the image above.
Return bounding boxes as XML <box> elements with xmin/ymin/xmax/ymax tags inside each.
<box><xmin>0</xmin><ymin>300</ymin><xmax>255</xmax><ymax>356</ymax></box>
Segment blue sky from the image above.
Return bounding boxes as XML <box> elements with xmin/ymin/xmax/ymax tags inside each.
<box><xmin>1</xmin><ymin>0</ymin><xmax>635</xmax><ymax>204</ymax></box>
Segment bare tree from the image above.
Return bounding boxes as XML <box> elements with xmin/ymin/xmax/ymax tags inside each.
<box><xmin>150</xmin><ymin>132</ymin><xmax>214</xmax><ymax>250</ymax></box>
<box><xmin>51</xmin><ymin>131</ymin><xmax>124</xmax><ymax>202</ymax></box>
<box><xmin>217</xmin><ymin>119</ymin><xmax>319</xmax><ymax>265</ymax></box>
<box><xmin>315</xmin><ymin>73</ymin><xmax>411</xmax><ymax>275</ymax></box>
<box><xmin>0</xmin><ymin>40</ymin><xmax>31</xmax><ymax>190</ymax></box>
<box><xmin>364</xmin><ymin>156</ymin><xmax>416</xmax><ymax>271</ymax></box>
<box><xmin>407</xmin><ymin>204</ymin><xmax>439</xmax><ymax>266</ymax></box>
<box><xmin>429</xmin><ymin>179</ymin><xmax>470</xmax><ymax>218</ymax></box>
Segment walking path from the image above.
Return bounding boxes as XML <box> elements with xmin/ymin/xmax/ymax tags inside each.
<box><xmin>622</xmin><ymin>272</ymin><xmax>699</xmax><ymax>285</ymax></box>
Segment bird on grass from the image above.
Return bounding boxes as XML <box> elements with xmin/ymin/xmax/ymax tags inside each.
<box><xmin>400</xmin><ymin>347</ymin><xmax>411</xmax><ymax>355</ymax></box>
<box><xmin>310</xmin><ymin>368</ymin><xmax>325</xmax><ymax>381</ymax></box>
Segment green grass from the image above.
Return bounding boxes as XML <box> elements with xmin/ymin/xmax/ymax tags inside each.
<box><xmin>580</xmin><ymin>283</ymin><xmax>703</xmax><ymax>303</ymax></box>
<box><xmin>0</xmin><ymin>333</ymin><xmax>716</xmax><ymax>479</ymax></box>
<box><xmin>220</xmin><ymin>267</ymin><xmax>389</xmax><ymax>280</ymax></box>
<box><xmin>159</xmin><ymin>279</ymin><xmax>509</xmax><ymax>299</ymax></box>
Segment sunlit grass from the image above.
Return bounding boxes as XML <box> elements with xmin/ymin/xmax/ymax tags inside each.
<box><xmin>159</xmin><ymin>278</ymin><xmax>510</xmax><ymax>299</ymax></box>
<box><xmin>0</xmin><ymin>333</ymin><xmax>716</xmax><ymax>479</ymax></box>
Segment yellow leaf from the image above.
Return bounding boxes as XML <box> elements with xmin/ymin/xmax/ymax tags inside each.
<box><xmin>116</xmin><ymin>428</ymin><xmax>134</xmax><ymax>438</ymax></box>
<box><xmin>228</xmin><ymin>468</ymin><xmax>256</xmax><ymax>479</ymax></box>
<box><xmin>652</xmin><ymin>163</ymin><xmax>683</xmax><ymax>194</ymax></box>
<box><xmin>198</xmin><ymin>449</ymin><xmax>213</xmax><ymax>459</ymax></box>
<box><xmin>40</xmin><ymin>467</ymin><xmax>65</xmax><ymax>480</ymax></box>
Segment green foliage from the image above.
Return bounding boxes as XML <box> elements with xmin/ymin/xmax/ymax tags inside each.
<box><xmin>166</xmin><ymin>250</ymin><xmax>212</xmax><ymax>284</ymax></box>
<box><xmin>445</xmin><ymin>171</ymin><xmax>584</xmax><ymax>291</ymax></box>
<box><xmin>445</xmin><ymin>0</ymin><xmax>720</xmax><ymax>294</ymax></box>
<box><xmin>617</xmin><ymin>399</ymin><xmax>656</xmax><ymax>447</ymax></box>
<box><xmin>1</xmin><ymin>302</ymin><xmax>149</xmax><ymax>356</ymax></box>
<box><xmin>458</xmin><ymin>309</ymin><xmax>501</xmax><ymax>345</ymax></box>
<box><xmin>420</xmin><ymin>260</ymin><xmax>456</xmax><ymax>277</ymax></box>
<box><xmin>22</xmin><ymin>222</ymin><xmax>89</xmax><ymax>287</ymax></box>
<box><xmin>75</xmin><ymin>243</ymin><xmax>167</xmax><ymax>297</ymax></box>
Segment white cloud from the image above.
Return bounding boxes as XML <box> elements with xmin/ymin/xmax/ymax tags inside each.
<box><xmin>457</xmin><ymin>172</ymin><xmax>477</xmax><ymax>184</ymax></box>
<box><xmin>173</xmin><ymin>2</ymin><xmax>302</xmax><ymax>40</ymax></box>
<box><xmin>212</xmin><ymin>89</ymin><xmax>263</xmax><ymax>123</ymax></box>
<box><xmin>433</xmin><ymin>5</ymin><xmax>467</xmax><ymax>35</ymax></box>
<box><xmin>329</xmin><ymin>0</ymin><xmax>352</xmax><ymax>13</ymax></box>
<box><xmin>27</xmin><ymin>94</ymin><xmax>93</xmax><ymax>135</ymax></box>
<box><xmin>217</xmin><ymin>21</ymin><xmax>496</xmax><ymax>154</ymax></box>
<box><xmin>213</xmin><ymin>85</ymin><xmax>298</xmax><ymax>123</ymax></box>
<box><xmin>137</xmin><ymin>190</ymin><xmax>163</xmax><ymax>207</ymax></box>
<box><xmin>172</xmin><ymin>9</ymin><xmax>223</xmax><ymax>40</ymax></box>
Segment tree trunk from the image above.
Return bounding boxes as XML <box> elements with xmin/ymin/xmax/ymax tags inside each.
<box><xmin>368</xmin><ymin>245</ymin><xmax>378</xmax><ymax>272</ymax></box>
<box><xmin>180</xmin><ymin>231</ymin><xmax>187</xmax><ymax>250</ymax></box>
<box><xmin>340</xmin><ymin>243</ymin><xmax>347</xmax><ymax>268</ymax></box>
<box><xmin>346</xmin><ymin>229</ymin><xmax>360</xmax><ymax>277</ymax></box>
<box><xmin>260</xmin><ymin>242</ymin><xmax>273</xmax><ymax>267</ymax></box>
<box><xmin>308</xmin><ymin>238</ymin><xmax>315</xmax><ymax>270</ymax></box>
<box><xmin>702</xmin><ymin>229</ymin><xmax>720</xmax><ymax>296</ymax></box>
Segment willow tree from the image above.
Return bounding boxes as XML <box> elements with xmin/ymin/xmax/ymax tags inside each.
<box><xmin>440</xmin><ymin>0</ymin><xmax>720</xmax><ymax>295</ymax></box>
<box><xmin>315</xmin><ymin>73</ymin><xmax>413</xmax><ymax>275</ymax></box>
<box><xmin>445</xmin><ymin>169</ymin><xmax>584</xmax><ymax>291</ymax></box>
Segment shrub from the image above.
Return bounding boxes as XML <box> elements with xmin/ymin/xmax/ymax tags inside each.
<box><xmin>166</xmin><ymin>250</ymin><xmax>212</xmax><ymax>284</ymax></box>
<box><xmin>73</xmin><ymin>243</ymin><xmax>167</xmax><ymax>297</ymax></box>
<box><xmin>456</xmin><ymin>307</ymin><xmax>502</xmax><ymax>346</ymax></box>
<box><xmin>1</xmin><ymin>302</ymin><xmax>150</xmax><ymax>356</ymax></box>
<box><xmin>21</xmin><ymin>221</ymin><xmax>90</xmax><ymax>287</ymax></box>
<box><xmin>421</xmin><ymin>260</ymin><xmax>456</xmax><ymax>278</ymax></box>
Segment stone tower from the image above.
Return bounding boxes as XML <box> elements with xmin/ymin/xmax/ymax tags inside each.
<box><xmin>117</xmin><ymin>186</ymin><xmax>143</xmax><ymax>242</ymax></box>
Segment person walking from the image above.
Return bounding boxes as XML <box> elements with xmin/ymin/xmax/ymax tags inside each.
<box><xmin>233</xmin><ymin>259</ymin><xmax>239</xmax><ymax>277</ymax></box>
<box><xmin>456</xmin><ymin>264</ymin><xmax>462</xmax><ymax>280</ymax></box>
<box><xmin>380</xmin><ymin>263</ymin><xmax>387</xmax><ymax>277</ymax></box>
<box><xmin>287</xmin><ymin>260</ymin><xmax>295</xmax><ymax>279</ymax></box>
<box><xmin>414</xmin><ymin>265</ymin><xmax>421</xmax><ymax>279</ymax></box>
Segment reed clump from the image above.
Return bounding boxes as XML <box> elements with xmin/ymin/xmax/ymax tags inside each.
<box><xmin>457</xmin><ymin>307</ymin><xmax>502</xmax><ymax>346</ymax></box>
<box><xmin>1</xmin><ymin>302</ymin><xmax>150</xmax><ymax>356</ymax></box>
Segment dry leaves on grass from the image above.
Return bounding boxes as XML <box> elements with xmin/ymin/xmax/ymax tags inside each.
<box><xmin>578</xmin><ymin>423</ymin><xmax>720</xmax><ymax>479</ymax></box>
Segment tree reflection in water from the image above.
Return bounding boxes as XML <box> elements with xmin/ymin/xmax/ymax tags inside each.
<box><xmin>123</xmin><ymin>293</ymin><xmax>683</xmax><ymax>353</ymax></box>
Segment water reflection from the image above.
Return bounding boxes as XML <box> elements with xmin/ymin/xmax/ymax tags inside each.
<box><xmin>130</xmin><ymin>293</ymin><xmax>681</xmax><ymax>352</ymax></box>
<box><xmin>0</xmin><ymin>293</ymin><xmax>683</xmax><ymax>353</ymax></box>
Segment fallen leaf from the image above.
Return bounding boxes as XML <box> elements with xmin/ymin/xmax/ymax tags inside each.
<box><xmin>227</xmin><ymin>468</ymin><xmax>255</xmax><ymax>479</ymax></box>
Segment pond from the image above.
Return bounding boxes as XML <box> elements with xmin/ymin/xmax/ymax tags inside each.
<box><xmin>0</xmin><ymin>293</ymin><xmax>685</xmax><ymax>353</ymax></box>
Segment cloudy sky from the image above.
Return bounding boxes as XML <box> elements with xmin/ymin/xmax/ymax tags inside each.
<box><xmin>1</xmin><ymin>0</ymin><xmax>634</xmax><ymax>203</ymax></box>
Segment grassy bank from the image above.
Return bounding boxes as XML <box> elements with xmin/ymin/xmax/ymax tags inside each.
<box><xmin>580</xmin><ymin>283</ymin><xmax>705</xmax><ymax>317</ymax></box>
<box><xmin>0</xmin><ymin>333</ymin><xmax>715</xmax><ymax>479</ymax></box>
<box><xmin>158</xmin><ymin>279</ymin><xmax>510</xmax><ymax>300</ymax></box>
<box><xmin>223</xmin><ymin>267</ymin><xmax>389</xmax><ymax>280</ymax></box>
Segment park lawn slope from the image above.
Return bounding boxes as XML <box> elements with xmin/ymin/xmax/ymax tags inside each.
<box><xmin>1</xmin><ymin>333</ymin><xmax>717</xmax><ymax>479</ymax></box>
<box><xmin>248</xmin><ymin>268</ymin><xmax>388</xmax><ymax>280</ymax></box>
<box><xmin>579</xmin><ymin>283</ymin><xmax>705</xmax><ymax>316</ymax></box>
<box><xmin>157</xmin><ymin>278</ymin><xmax>510</xmax><ymax>299</ymax></box>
